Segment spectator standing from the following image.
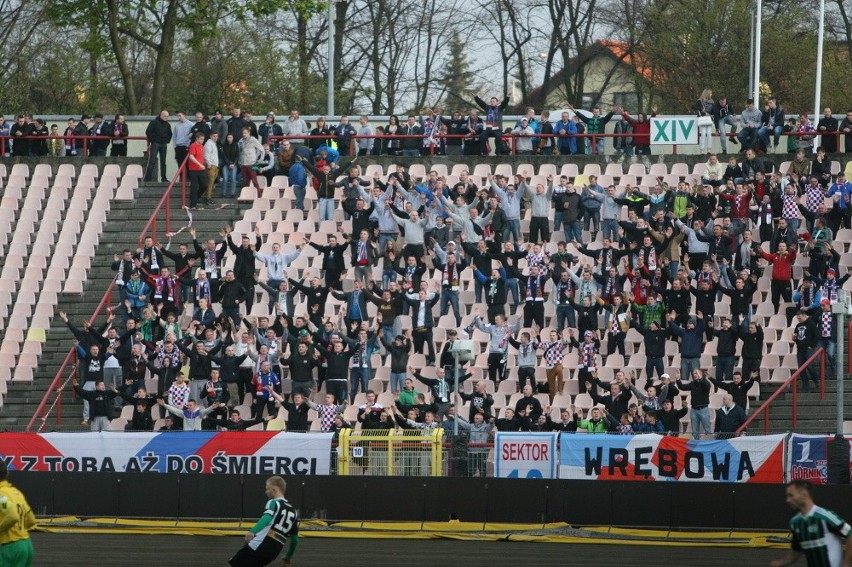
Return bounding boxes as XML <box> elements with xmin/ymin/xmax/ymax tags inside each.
<box><xmin>258</xmin><ymin>112</ymin><xmax>283</xmax><ymax>147</ymax></box>
<box><xmin>238</xmin><ymin>127</ymin><xmax>264</xmax><ymax>197</ymax></box>
<box><xmin>186</xmin><ymin>132</ymin><xmax>207</xmax><ymax>210</ymax></box>
<box><xmin>172</xmin><ymin>111</ymin><xmax>193</xmax><ymax>168</ymax></box>
<box><xmin>202</xmin><ymin>131</ymin><xmax>220</xmax><ymax>205</ymax></box>
<box><xmin>692</xmin><ymin>89</ymin><xmax>715</xmax><ymax>154</ymax></box>
<box><xmin>145</xmin><ymin>110</ymin><xmax>172</xmax><ymax>182</ymax></box>
<box><xmin>816</xmin><ymin>107</ymin><xmax>839</xmax><ymax>153</ymax></box>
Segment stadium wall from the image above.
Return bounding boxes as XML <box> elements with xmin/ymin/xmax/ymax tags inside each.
<box><xmin>13</xmin><ymin>472</ymin><xmax>852</xmax><ymax>530</ymax></box>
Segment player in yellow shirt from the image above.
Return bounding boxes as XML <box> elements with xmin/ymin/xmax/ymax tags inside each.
<box><xmin>0</xmin><ymin>461</ymin><xmax>35</xmax><ymax>567</ymax></box>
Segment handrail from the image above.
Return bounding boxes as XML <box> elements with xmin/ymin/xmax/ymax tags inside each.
<box><xmin>736</xmin><ymin>348</ymin><xmax>826</xmax><ymax>435</ymax></box>
<box><xmin>26</xmin><ymin>158</ymin><xmax>187</xmax><ymax>432</ymax></box>
<box><xmin>25</xmin><ymin>281</ymin><xmax>116</xmax><ymax>432</ymax></box>
<box><xmin>137</xmin><ymin>156</ymin><xmax>189</xmax><ymax>246</ymax></box>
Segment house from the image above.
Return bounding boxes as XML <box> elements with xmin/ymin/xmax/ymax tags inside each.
<box><xmin>521</xmin><ymin>40</ymin><xmax>654</xmax><ymax>113</ymax></box>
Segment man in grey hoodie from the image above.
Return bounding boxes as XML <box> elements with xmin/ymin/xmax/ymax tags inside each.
<box><xmin>157</xmin><ymin>398</ymin><xmax>225</xmax><ymax>431</ymax></box>
<box><xmin>524</xmin><ymin>181</ymin><xmax>554</xmax><ymax>243</ymax></box>
<box><xmin>737</xmin><ymin>98</ymin><xmax>763</xmax><ymax>150</ymax></box>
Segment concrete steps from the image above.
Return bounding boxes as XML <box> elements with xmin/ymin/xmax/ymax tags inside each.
<box><xmin>746</xmin><ymin>377</ymin><xmax>852</xmax><ymax>435</ymax></box>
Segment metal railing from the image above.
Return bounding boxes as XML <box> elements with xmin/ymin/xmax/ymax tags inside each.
<box><xmin>26</xmin><ymin>159</ymin><xmax>189</xmax><ymax>432</ymax></box>
<box><xmin>137</xmin><ymin>156</ymin><xmax>189</xmax><ymax>246</ymax></box>
<box><xmin>0</xmin><ymin>135</ymin><xmax>149</xmax><ymax>158</ymax></box>
<box><xmin>736</xmin><ymin>348</ymin><xmax>826</xmax><ymax>436</ymax></box>
<box><xmin>268</xmin><ymin>129</ymin><xmax>843</xmax><ymax>157</ymax></box>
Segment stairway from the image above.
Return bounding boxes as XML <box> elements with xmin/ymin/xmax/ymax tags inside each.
<box><xmin>746</xmin><ymin>372</ymin><xmax>852</xmax><ymax>434</ymax></box>
<box><xmin>1</xmin><ymin>183</ymin><xmax>248</xmax><ymax>431</ymax></box>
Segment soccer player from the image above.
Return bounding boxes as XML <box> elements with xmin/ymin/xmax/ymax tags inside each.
<box><xmin>771</xmin><ymin>479</ymin><xmax>852</xmax><ymax>567</ymax></box>
<box><xmin>229</xmin><ymin>476</ymin><xmax>299</xmax><ymax>567</ymax></box>
<box><xmin>0</xmin><ymin>460</ymin><xmax>36</xmax><ymax>566</ymax></box>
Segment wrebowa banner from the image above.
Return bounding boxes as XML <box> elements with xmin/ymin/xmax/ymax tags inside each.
<box><xmin>0</xmin><ymin>432</ymin><xmax>334</xmax><ymax>475</ymax></box>
<box><xmin>559</xmin><ymin>433</ymin><xmax>786</xmax><ymax>482</ymax></box>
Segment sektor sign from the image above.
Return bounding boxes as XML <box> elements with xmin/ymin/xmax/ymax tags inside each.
<box><xmin>494</xmin><ymin>432</ymin><xmax>558</xmax><ymax>479</ymax></box>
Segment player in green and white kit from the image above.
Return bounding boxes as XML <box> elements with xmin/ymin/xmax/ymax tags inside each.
<box><xmin>771</xmin><ymin>479</ymin><xmax>852</xmax><ymax>567</ymax></box>
<box><xmin>229</xmin><ymin>476</ymin><xmax>299</xmax><ymax>567</ymax></box>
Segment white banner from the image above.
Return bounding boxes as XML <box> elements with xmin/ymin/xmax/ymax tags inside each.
<box><xmin>559</xmin><ymin>434</ymin><xmax>786</xmax><ymax>482</ymax></box>
<box><xmin>494</xmin><ymin>432</ymin><xmax>558</xmax><ymax>479</ymax></box>
<box><xmin>0</xmin><ymin>432</ymin><xmax>334</xmax><ymax>475</ymax></box>
<box><xmin>651</xmin><ymin>116</ymin><xmax>698</xmax><ymax>145</ymax></box>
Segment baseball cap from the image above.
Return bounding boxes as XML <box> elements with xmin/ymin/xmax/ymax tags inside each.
<box><xmin>447</xmin><ymin>241</ymin><xmax>456</xmax><ymax>246</ymax></box>
<box><xmin>661</xmin><ymin>373</ymin><xmax>670</xmax><ymax>379</ymax></box>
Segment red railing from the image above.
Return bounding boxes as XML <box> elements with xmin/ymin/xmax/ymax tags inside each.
<box><xmin>0</xmin><ymin>135</ymin><xmax>149</xmax><ymax>158</ymax></box>
<box><xmin>268</xmin><ymin>129</ymin><xmax>839</xmax><ymax>158</ymax></box>
<box><xmin>736</xmin><ymin>348</ymin><xmax>826</xmax><ymax>435</ymax></box>
<box><xmin>26</xmin><ymin>159</ymin><xmax>189</xmax><ymax>432</ymax></box>
<box><xmin>137</xmin><ymin>156</ymin><xmax>189</xmax><ymax>246</ymax></box>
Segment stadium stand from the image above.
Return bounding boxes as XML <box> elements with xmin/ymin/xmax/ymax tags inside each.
<box><xmin>2</xmin><ymin>118</ymin><xmax>852</xmax><ymax>453</ymax></box>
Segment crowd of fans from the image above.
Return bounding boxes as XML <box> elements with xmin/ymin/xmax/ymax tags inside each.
<box><xmin>46</xmin><ymin>96</ymin><xmax>851</xmax><ymax>452</ymax></box>
<box><xmin>1</xmin><ymin>97</ymin><xmax>842</xmax><ymax>475</ymax></box>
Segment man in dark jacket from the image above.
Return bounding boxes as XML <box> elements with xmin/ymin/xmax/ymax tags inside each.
<box><xmin>226</xmin><ymin>227</ymin><xmax>261</xmax><ymax>311</ymax></box>
<box><xmin>145</xmin><ymin>110</ymin><xmax>172</xmax><ymax>182</ymax></box>
<box><xmin>710</xmin><ymin>371</ymin><xmax>756</xmax><ymax>412</ymax></box>
<box><xmin>714</xmin><ymin>394</ymin><xmax>747</xmax><ymax>438</ymax></box>
<box><xmin>474</xmin><ymin>95</ymin><xmax>510</xmax><ymax>155</ymax></box>
<box><xmin>667</xmin><ymin>312</ymin><xmax>705</xmax><ymax>380</ymax></box>
<box><xmin>793</xmin><ymin>309</ymin><xmax>819</xmax><ymax>392</ymax></box>
<box><xmin>676</xmin><ymin>369</ymin><xmax>712</xmax><ymax>439</ymax></box>
<box><xmin>218</xmin><ymin>271</ymin><xmax>248</xmax><ymax>327</ymax></box>
<box><xmin>72</xmin><ymin>378</ymin><xmax>118</xmax><ymax>432</ymax></box>
<box><xmin>712</xmin><ymin>97</ymin><xmax>738</xmax><ymax>153</ymax></box>
<box><xmin>208</xmin><ymin>409</ymin><xmax>267</xmax><ymax>430</ymax></box>
<box><xmin>657</xmin><ymin>398</ymin><xmax>688</xmax><ymax>435</ymax></box>
<box><xmin>307</xmin><ymin>234</ymin><xmax>349</xmax><ymax>290</ymax></box>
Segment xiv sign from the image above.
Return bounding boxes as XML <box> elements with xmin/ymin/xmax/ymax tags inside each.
<box><xmin>651</xmin><ymin>116</ymin><xmax>698</xmax><ymax>145</ymax></box>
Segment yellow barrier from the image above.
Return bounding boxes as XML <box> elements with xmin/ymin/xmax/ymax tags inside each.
<box><xmin>338</xmin><ymin>428</ymin><xmax>444</xmax><ymax>476</ymax></box>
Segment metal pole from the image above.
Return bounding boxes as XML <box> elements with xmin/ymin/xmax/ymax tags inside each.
<box><xmin>453</xmin><ymin>351</ymin><xmax>460</xmax><ymax>437</ymax></box>
<box><xmin>813</xmin><ymin>0</ymin><xmax>826</xmax><ymax>149</ymax></box>
<box><xmin>837</xmin><ymin>312</ymin><xmax>845</xmax><ymax>435</ymax></box>
<box><xmin>753</xmin><ymin>0</ymin><xmax>762</xmax><ymax>104</ymax></box>
<box><xmin>748</xmin><ymin>4</ymin><xmax>755</xmax><ymax>97</ymax></box>
<box><xmin>327</xmin><ymin>0</ymin><xmax>335</xmax><ymax>118</ymax></box>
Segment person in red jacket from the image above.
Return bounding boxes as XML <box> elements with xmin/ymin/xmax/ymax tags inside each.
<box><xmin>758</xmin><ymin>241</ymin><xmax>796</xmax><ymax>309</ymax></box>
<box><xmin>186</xmin><ymin>132</ymin><xmax>207</xmax><ymax>209</ymax></box>
<box><xmin>620</xmin><ymin>104</ymin><xmax>657</xmax><ymax>156</ymax></box>
<box><xmin>716</xmin><ymin>183</ymin><xmax>753</xmax><ymax>233</ymax></box>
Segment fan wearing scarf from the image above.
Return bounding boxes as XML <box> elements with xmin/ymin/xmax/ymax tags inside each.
<box><xmin>135</xmin><ymin>260</ymin><xmax>182</xmax><ymax>317</ymax></box>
